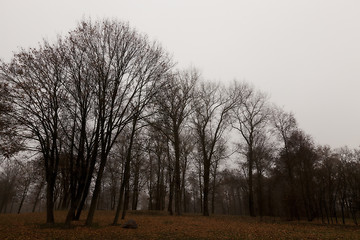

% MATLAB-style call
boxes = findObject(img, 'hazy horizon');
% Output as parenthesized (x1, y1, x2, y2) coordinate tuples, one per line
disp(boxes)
(1, 0, 359, 149)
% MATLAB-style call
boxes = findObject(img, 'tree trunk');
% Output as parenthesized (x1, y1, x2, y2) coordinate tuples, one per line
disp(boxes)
(341, 198, 345, 224)
(203, 157, 210, 216)
(132, 163, 140, 210)
(211, 162, 218, 215)
(73, 119, 100, 221)
(257, 173, 263, 218)
(121, 183, 130, 219)
(155, 158, 162, 210)
(161, 169, 166, 210)
(85, 150, 107, 226)
(17, 184, 29, 214)
(46, 176, 55, 224)
(168, 174, 174, 215)
(173, 127, 181, 216)
(74, 152, 98, 220)
(32, 181, 44, 213)
(113, 161, 128, 224)
(113, 115, 137, 224)
(248, 149, 255, 217)
(211, 172, 216, 214)
(132, 184, 139, 211)
(181, 158, 187, 213)
(198, 164, 203, 213)
(132, 189, 139, 210)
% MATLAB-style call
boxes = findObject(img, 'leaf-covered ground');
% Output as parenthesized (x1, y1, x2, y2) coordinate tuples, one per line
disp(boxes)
(0, 211, 359, 240)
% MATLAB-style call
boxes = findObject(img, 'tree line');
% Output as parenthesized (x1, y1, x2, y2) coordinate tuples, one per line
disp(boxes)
(0, 19, 359, 226)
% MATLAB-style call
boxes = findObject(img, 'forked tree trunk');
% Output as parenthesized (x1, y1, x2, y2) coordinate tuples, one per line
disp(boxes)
(85, 150, 107, 226)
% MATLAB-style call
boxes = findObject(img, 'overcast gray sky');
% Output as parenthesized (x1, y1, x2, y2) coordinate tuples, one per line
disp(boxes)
(1, 0, 359, 149)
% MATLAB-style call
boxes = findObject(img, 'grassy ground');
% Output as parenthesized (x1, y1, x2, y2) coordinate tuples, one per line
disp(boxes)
(0, 210, 359, 240)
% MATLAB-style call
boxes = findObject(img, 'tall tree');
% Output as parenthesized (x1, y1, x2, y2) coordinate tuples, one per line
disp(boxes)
(285, 130, 318, 221)
(210, 138, 227, 214)
(62, 27, 101, 224)
(144, 126, 168, 211)
(151, 69, 198, 215)
(252, 133, 274, 218)
(232, 82, 269, 217)
(1, 41, 68, 223)
(71, 20, 172, 226)
(192, 81, 239, 216)
(271, 107, 299, 220)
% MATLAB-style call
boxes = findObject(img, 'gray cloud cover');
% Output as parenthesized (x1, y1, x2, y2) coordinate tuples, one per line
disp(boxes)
(1, 0, 359, 148)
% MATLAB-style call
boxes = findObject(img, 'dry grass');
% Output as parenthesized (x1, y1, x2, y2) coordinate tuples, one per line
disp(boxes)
(0, 211, 359, 239)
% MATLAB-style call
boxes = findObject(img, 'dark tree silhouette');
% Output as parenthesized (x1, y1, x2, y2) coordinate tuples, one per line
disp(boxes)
(232, 82, 269, 217)
(193, 81, 239, 216)
(2, 41, 68, 223)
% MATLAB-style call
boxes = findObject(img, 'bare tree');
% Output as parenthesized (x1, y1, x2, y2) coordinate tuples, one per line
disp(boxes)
(180, 130, 195, 213)
(150, 69, 198, 215)
(316, 145, 339, 224)
(271, 107, 299, 220)
(210, 138, 227, 214)
(70, 20, 172, 226)
(250, 132, 274, 218)
(232, 82, 269, 217)
(60, 27, 101, 224)
(287, 130, 318, 221)
(192, 81, 239, 216)
(143, 125, 169, 211)
(336, 147, 359, 225)
(1, 41, 68, 223)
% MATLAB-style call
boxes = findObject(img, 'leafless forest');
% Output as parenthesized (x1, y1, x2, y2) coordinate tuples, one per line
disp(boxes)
(0, 19, 359, 227)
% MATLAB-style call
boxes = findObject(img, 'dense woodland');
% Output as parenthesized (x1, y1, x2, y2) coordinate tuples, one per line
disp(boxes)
(0, 19, 359, 226)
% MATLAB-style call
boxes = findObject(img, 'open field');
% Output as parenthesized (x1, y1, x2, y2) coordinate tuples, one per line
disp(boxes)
(0, 211, 359, 240)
